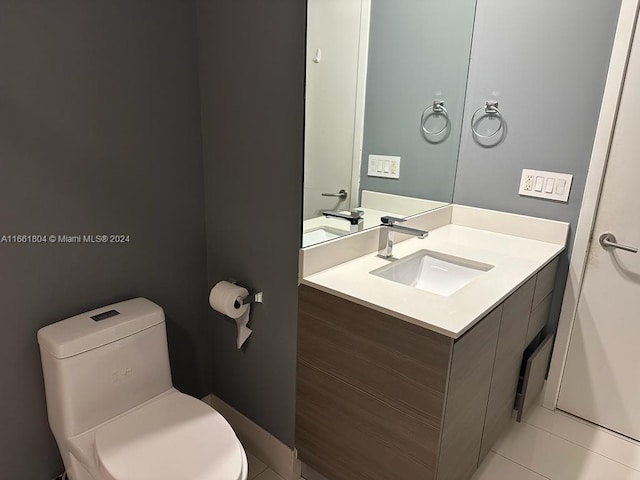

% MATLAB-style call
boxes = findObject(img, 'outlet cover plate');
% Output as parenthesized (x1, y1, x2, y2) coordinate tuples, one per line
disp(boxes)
(519, 168, 573, 202)
(368, 154, 400, 179)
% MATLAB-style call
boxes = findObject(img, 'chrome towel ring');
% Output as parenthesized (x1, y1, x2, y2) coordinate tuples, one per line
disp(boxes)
(421, 100, 450, 137)
(471, 101, 503, 138)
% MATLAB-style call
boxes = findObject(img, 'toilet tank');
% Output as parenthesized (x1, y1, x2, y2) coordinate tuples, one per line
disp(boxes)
(38, 298, 173, 439)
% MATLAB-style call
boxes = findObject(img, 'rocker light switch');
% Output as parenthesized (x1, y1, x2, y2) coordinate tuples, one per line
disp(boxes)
(519, 169, 573, 202)
(368, 155, 401, 179)
(534, 176, 544, 192)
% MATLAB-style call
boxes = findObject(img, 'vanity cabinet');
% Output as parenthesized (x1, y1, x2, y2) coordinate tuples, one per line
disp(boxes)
(476, 277, 535, 463)
(435, 305, 501, 480)
(296, 258, 558, 480)
(296, 285, 451, 479)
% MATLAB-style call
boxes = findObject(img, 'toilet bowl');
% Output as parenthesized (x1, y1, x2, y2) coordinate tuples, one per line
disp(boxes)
(38, 298, 248, 480)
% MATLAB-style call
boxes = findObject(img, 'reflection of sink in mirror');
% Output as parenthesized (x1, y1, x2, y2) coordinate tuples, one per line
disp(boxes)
(370, 249, 494, 296)
(302, 226, 349, 247)
(303, 0, 476, 242)
(301, 191, 448, 248)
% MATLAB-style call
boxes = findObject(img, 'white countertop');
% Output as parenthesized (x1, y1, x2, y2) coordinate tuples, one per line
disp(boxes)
(301, 222, 565, 339)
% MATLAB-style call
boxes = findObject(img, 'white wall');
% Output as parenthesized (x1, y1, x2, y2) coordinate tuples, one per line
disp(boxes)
(304, 0, 366, 219)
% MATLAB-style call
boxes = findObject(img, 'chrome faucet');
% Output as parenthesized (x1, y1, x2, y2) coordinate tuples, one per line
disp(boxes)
(322, 210, 365, 233)
(378, 216, 428, 258)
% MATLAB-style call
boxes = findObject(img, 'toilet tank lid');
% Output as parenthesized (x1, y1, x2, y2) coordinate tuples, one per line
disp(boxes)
(37, 298, 165, 359)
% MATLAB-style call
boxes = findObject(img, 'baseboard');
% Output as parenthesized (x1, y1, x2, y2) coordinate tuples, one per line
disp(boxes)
(201, 394, 301, 480)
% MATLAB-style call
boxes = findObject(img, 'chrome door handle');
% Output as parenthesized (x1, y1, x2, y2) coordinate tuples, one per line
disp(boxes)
(599, 233, 638, 253)
(321, 189, 348, 201)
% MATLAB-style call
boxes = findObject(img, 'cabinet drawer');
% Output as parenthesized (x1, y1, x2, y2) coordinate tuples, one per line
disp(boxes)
(296, 285, 451, 480)
(516, 334, 555, 421)
(298, 286, 450, 425)
(499, 277, 536, 359)
(532, 257, 558, 308)
(297, 361, 437, 480)
(526, 293, 552, 345)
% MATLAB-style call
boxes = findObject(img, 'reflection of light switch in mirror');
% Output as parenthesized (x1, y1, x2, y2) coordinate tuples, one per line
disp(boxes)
(368, 154, 400, 179)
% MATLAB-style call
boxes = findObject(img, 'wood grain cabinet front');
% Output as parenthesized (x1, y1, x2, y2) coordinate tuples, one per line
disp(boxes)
(296, 257, 559, 480)
(478, 277, 535, 463)
(296, 285, 451, 480)
(436, 306, 501, 480)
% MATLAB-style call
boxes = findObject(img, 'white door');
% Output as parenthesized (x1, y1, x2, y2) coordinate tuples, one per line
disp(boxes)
(557, 18, 640, 441)
(303, 0, 366, 219)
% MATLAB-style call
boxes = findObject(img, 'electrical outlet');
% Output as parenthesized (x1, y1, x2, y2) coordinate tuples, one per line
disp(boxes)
(519, 169, 573, 202)
(524, 174, 534, 191)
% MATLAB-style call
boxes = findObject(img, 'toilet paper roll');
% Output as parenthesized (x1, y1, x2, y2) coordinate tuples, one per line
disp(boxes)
(209, 281, 252, 349)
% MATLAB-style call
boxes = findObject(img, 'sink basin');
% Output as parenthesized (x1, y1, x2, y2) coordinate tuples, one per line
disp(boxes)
(302, 226, 349, 247)
(370, 249, 494, 296)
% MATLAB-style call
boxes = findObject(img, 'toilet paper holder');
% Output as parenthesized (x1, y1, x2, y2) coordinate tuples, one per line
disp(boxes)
(236, 291, 263, 307)
(228, 279, 263, 308)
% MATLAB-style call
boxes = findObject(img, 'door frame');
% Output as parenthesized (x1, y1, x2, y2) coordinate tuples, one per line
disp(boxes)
(349, 0, 371, 209)
(544, 0, 640, 410)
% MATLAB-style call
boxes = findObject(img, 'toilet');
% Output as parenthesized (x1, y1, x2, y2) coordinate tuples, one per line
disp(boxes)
(37, 297, 248, 480)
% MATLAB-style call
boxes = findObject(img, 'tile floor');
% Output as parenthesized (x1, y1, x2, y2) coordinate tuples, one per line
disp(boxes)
(473, 393, 640, 480)
(247, 393, 640, 480)
(247, 452, 281, 480)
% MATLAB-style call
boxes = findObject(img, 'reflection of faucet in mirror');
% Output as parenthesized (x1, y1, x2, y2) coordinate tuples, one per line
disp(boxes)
(302, 0, 476, 247)
(322, 210, 364, 233)
(378, 216, 428, 259)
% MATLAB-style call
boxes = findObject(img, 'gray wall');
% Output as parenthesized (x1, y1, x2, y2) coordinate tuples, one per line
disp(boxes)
(197, 0, 305, 447)
(454, 0, 622, 330)
(0, 1, 208, 478)
(359, 0, 476, 202)
(0, 2, 621, 477)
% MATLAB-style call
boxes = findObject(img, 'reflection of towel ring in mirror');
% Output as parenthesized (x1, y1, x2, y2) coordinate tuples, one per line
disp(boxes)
(471, 101, 503, 138)
(421, 100, 450, 137)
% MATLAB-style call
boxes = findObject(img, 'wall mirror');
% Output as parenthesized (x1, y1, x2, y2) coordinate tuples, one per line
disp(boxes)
(302, 0, 477, 247)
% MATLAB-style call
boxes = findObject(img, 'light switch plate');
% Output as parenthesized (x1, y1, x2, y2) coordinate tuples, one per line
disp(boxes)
(519, 169, 573, 202)
(368, 154, 401, 179)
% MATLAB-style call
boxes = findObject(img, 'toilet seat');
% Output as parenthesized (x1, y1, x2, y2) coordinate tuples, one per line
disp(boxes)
(95, 391, 245, 480)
